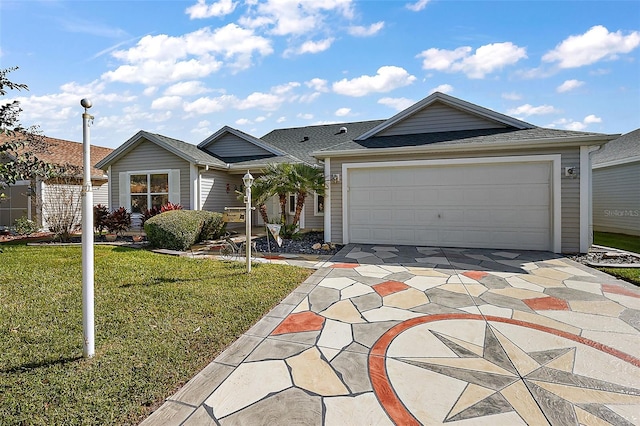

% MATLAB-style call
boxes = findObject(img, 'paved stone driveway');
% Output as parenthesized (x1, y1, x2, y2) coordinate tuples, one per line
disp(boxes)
(142, 245, 640, 425)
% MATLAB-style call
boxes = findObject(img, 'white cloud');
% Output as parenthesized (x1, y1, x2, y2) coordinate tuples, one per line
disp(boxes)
(556, 79, 585, 93)
(151, 96, 183, 110)
(255, 116, 267, 122)
(143, 87, 158, 96)
(502, 92, 522, 100)
(235, 118, 252, 125)
(285, 38, 334, 56)
(549, 115, 601, 131)
(276, 116, 286, 123)
(186, 0, 237, 19)
(348, 21, 384, 37)
(297, 113, 314, 119)
(377, 97, 415, 111)
(332, 66, 417, 97)
(335, 107, 351, 116)
(584, 114, 602, 124)
(236, 92, 283, 110)
(305, 78, 329, 92)
(271, 82, 301, 95)
(543, 25, 640, 68)
(240, 0, 354, 36)
(417, 42, 527, 79)
(429, 83, 453, 94)
(507, 104, 560, 116)
(103, 24, 273, 85)
(183, 94, 238, 113)
(164, 81, 211, 96)
(299, 92, 322, 103)
(406, 0, 430, 12)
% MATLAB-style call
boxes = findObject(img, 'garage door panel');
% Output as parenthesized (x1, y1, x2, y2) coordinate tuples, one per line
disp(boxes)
(347, 162, 552, 250)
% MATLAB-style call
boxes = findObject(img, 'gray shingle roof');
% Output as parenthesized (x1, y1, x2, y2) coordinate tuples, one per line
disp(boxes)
(259, 120, 385, 164)
(147, 132, 227, 167)
(592, 128, 640, 165)
(315, 127, 613, 154)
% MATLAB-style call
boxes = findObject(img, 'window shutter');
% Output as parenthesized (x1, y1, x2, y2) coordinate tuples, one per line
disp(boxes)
(169, 170, 180, 204)
(118, 172, 128, 209)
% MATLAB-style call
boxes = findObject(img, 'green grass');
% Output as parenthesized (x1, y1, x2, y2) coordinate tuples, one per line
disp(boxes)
(593, 231, 640, 286)
(0, 245, 312, 425)
(594, 231, 640, 254)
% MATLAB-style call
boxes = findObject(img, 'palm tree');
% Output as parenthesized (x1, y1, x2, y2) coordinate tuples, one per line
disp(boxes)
(255, 163, 297, 225)
(248, 177, 270, 224)
(290, 163, 324, 228)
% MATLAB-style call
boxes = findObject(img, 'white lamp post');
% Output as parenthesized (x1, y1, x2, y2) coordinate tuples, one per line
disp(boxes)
(243, 170, 254, 273)
(80, 98, 95, 358)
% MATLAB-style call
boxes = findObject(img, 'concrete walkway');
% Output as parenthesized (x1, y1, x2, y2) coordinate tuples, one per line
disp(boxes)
(142, 245, 640, 425)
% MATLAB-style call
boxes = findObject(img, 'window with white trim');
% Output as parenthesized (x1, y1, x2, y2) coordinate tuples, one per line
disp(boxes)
(130, 173, 169, 213)
(288, 193, 296, 215)
(314, 192, 324, 216)
(118, 169, 180, 213)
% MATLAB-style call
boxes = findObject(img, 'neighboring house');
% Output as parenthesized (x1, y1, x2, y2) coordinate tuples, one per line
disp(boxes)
(592, 129, 640, 236)
(97, 92, 618, 253)
(0, 135, 113, 230)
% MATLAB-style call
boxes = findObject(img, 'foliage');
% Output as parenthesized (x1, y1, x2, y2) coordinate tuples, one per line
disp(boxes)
(160, 202, 182, 212)
(43, 177, 83, 242)
(13, 216, 38, 235)
(105, 207, 131, 235)
(0, 67, 56, 189)
(144, 210, 222, 250)
(254, 163, 297, 225)
(199, 211, 226, 241)
(254, 162, 325, 230)
(0, 244, 312, 425)
(279, 223, 301, 240)
(93, 204, 109, 234)
(141, 206, 161, 225)
(289, 163, 324, 228)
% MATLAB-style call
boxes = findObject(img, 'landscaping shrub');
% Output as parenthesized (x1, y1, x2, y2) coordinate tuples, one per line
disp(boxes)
(14, 216, 39, 235)
(105, 207, 132, 235)
(93, 204, 109, 234)
(144, 210, 224, 250)
(199, 211, 226, 240)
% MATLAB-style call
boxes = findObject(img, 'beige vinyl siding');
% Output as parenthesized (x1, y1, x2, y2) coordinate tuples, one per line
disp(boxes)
(109, 140, 191, 209)
(303, 192, 324, 230)
(202, 133, 272, 158)
(329, 147, 581, 253)
(378, 103, 507, 137)
(93, 181, 109, 207)
(200, 170, 244, 213)
(593, 162, 640, 236)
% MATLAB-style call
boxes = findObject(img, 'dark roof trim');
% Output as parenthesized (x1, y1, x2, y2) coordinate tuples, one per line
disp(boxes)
(354, 92, 536, 141)
(95, 131, 225, 170)
(197, 125, 286, 156)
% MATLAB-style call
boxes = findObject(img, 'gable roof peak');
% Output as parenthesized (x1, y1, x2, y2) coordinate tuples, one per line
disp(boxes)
(197, 125, 285, 156)
(354, 92, 536, 141)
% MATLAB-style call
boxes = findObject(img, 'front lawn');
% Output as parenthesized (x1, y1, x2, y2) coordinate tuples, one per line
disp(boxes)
(592, 231, 640, 286)
(0, 245, 312, 425)
(594, 231, 640, 254)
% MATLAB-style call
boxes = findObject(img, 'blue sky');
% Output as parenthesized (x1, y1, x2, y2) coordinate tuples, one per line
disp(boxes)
(1, 0, 639, 149)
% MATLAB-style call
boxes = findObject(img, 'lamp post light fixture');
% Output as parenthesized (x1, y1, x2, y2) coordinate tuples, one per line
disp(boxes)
(80, 98, 95, 358)
(243, 170, 254, 273)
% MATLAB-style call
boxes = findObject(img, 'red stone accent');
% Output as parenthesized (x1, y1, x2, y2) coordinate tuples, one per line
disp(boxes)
(262, 255, 284, 260)
(602, 283, 640, 299)
(524, 296, 570, 311)
(373, 281, 410, 297)
(271, 311, 325, 335)
(331, 263, 358, 268)
(369, 313, 640, 425)
(462, 271, 489, 281)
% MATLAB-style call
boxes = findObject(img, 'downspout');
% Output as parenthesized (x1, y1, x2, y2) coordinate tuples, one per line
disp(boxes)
(324, 158, 331, 243)
(580, 145, 603, 253)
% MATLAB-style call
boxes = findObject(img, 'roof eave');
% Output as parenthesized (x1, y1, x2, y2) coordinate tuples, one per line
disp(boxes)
(313, 134, 620, 159)
(353, 92, 536, 141)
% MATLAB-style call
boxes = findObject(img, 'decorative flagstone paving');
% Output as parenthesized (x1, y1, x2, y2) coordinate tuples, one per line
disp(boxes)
(141, 245, 640, 426)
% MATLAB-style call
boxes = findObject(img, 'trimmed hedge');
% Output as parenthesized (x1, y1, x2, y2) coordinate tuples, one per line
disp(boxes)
(144, 210, 225, 251)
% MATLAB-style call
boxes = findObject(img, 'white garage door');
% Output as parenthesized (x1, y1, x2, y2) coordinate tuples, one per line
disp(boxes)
(347, 161, 551, 250)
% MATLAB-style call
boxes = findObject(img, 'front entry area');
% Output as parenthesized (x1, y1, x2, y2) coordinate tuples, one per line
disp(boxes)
(345, 159, 554, 251)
